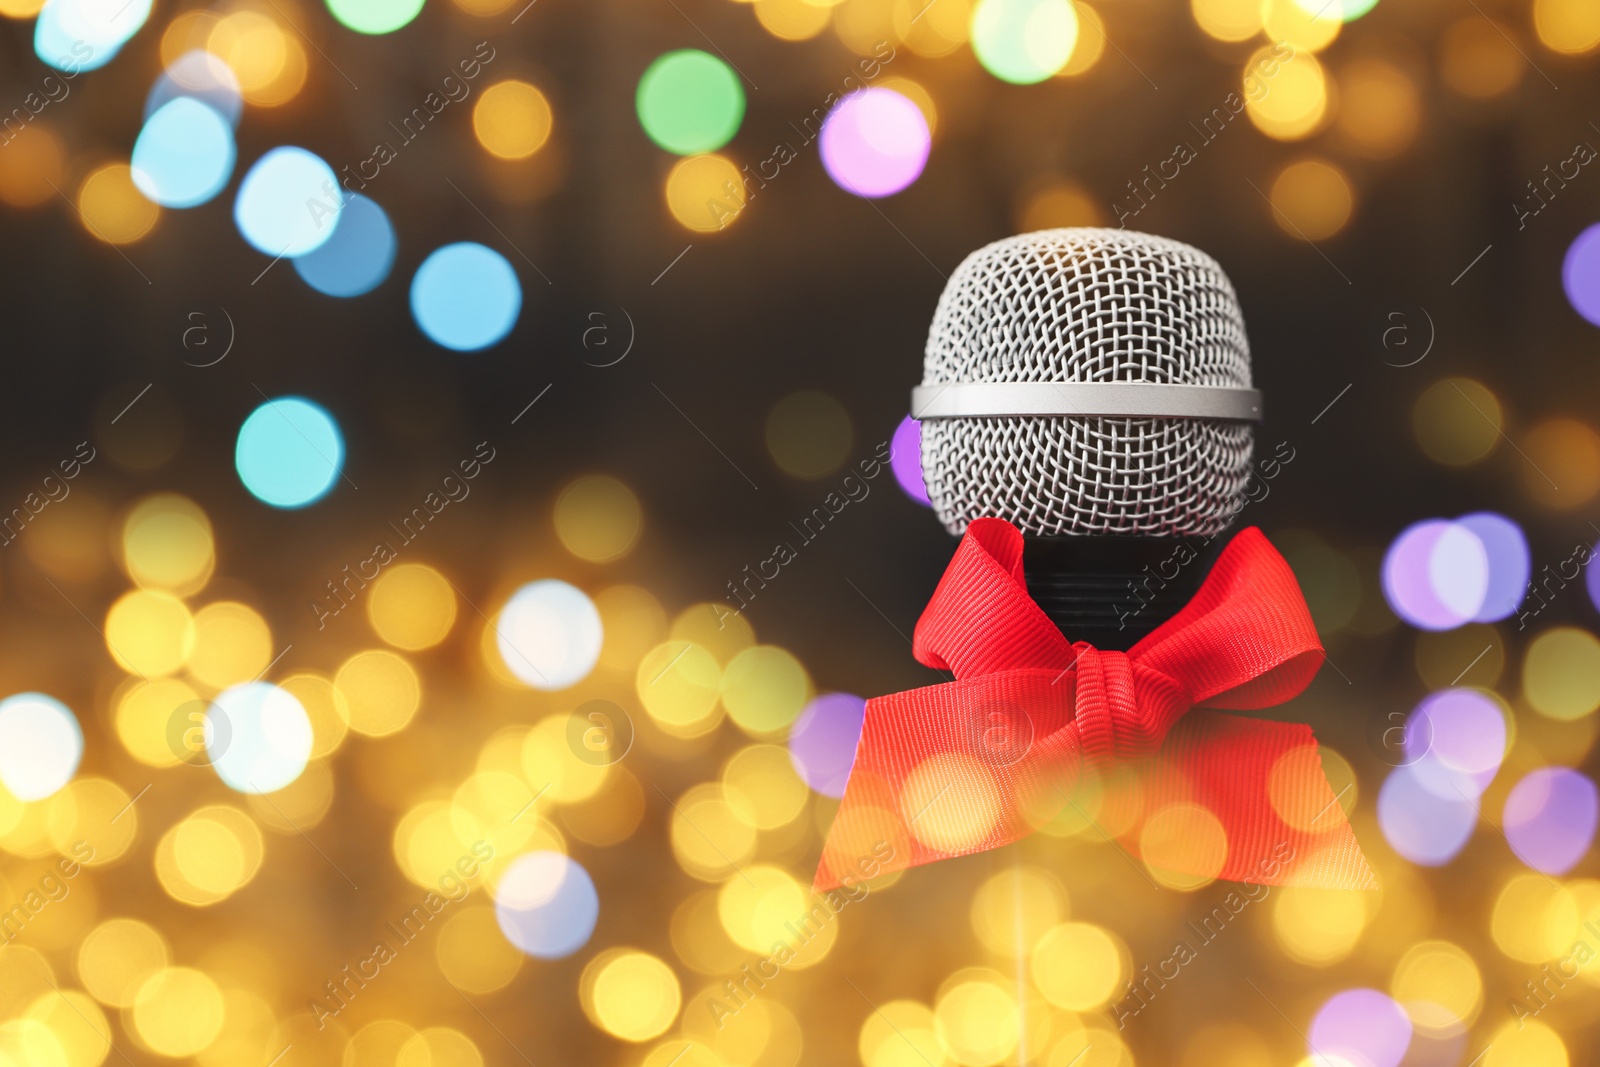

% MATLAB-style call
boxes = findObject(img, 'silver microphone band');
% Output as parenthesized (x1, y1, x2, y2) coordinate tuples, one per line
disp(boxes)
(910, 382, 1264, 421)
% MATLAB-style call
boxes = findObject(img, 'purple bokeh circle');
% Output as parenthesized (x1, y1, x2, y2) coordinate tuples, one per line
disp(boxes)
(1562, 223, 1600, 327)
(1309, 988, 1413, 1067)
(1403, 688, 1506, 800)
(788, 692, 867, 798)
(1382, 520, 1489, 631)
(819, 88, 931, 199)
(1454, 512, 1528, 623)
(1504, 767, 1599, 875)
(890, 415, 931, 507)
(1378, 764, 1478, 866)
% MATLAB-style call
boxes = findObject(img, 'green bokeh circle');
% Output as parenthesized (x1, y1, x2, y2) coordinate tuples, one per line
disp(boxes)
(971, 0, 1079, 85)
(636, 49, 745, 156)
(325, 0, 425, 36)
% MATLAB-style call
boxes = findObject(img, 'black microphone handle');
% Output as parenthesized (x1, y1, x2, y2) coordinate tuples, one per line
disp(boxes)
(1022, 535, 1225, 652)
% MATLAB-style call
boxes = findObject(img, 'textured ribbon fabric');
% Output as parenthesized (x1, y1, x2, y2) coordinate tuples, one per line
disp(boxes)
(815, 518, 1375, 892)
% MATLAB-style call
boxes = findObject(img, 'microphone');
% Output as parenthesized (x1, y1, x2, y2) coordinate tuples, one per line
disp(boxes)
(912, 228, 1263, 651)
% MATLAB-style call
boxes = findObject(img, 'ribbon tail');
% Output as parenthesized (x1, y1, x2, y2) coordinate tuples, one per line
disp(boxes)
(1123, 711, 1377, 890)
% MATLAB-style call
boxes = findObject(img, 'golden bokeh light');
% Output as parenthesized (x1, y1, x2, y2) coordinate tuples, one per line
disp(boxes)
(554, 475, 643, 563)
(721, 645, 811, 737)
(1017, 178, 1104, 231)
(119, 493, 214, 595)
(1061, 2, 1105, 76)
(934, 977, 1020, 1065)
(397, 1027, 482, 1067)
(187, 602, 272, 690)
(0, 125, 64, 207)
(765, 390, 854, 480)
(1336, 58, 1420, 158)
(1412, 378, 1502, 466)
(670, 602, 754, 665)
(670, 784, 758, 880)
(1272, 886, 1370, 965)
(1031, 922, 1123, 1010)
(46, 778, 136, 865)
(595, 585, 668, 673)
(279, 672, 350, 758)
(367, 563, 458, 651)
(969, 866, 1066, 957)
(637, 640, 724, 737)
(666, 154, 746, 233)
(129, 967, 225, 1057)
(1268, 158, 1353, 241)
(78, 919, 171, 1009)
(1244, 47, 1327, 141)
(114, 678, 200, 768)
(893, 0, 968, 56)
(1261, 0, 1339, 51)
(1491, 874, 1578, 963)
(154, 806, 265, 907)
(1191, 0, 1257, 41)
(105, 590, 195, 678)
(1520, 417, 1600, 509)
(25, 989, 111, 1067)
(77, 164, 159, 245)
(1482, 1019, 1569, 1067)
(900, 752, 999, 853)
(207, 10, 308, 107)
(860, 999, 943, 1067)
(583, 949, 682, 1042)
(473, 80, 554, 160)
(722, 744, 809, 829)
(1391, 939, 1482, 1033)
(335, 649, 422, 737)
(754, 0, 831, 40)
(1138, 802, 1228, 889)
(1441, 17, 1525, 98)
(1523, 627, 1600, 720)
(1534, 0, 1600, 54)
(435, 906, 524, 994)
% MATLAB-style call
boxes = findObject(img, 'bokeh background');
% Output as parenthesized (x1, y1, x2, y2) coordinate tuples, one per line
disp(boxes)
(1, 0, 1599, 1065)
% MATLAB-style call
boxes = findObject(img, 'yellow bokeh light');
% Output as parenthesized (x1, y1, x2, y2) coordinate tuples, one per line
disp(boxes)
(77, 163, 159, 245)
(246, 758, 335, 833)
(1534, 0, 1600, 55)
(162, 10, 220, 67)
(1482, 1019, 1568, 1067)
(900, 752, 1000, 853)
(0, 123, 64, 207)
(638, 641, 724, 736)
(722, 744, 809, 829)
(860, 999, 944, 1067)
(671, 602, 754, 665)
(0, 0, 44, 18)
(670, 784, 758, 881)
(120, 493, 214, 595)
(26, 989, 110, 1067)
(554, 475, 643, 563)
(1061, 3, 1105, 75)
(520, 713, 610, 805)
(1492, 874, 1579, 963)
(754, 0, 831, 40)
(207, 11, 307, 107)
(130, 967, 225, 1057)
(1139, 803, 1228, 889)
(1244, 47, 1326, 141)
(1272, 886, 1369, 965)
(893, 0, 968, 57)
(666, 154, 746, 233)
(187, 602, 272, 690)
(46, 778, 136, 864)
(1391, 940, 1482, 1033)
(934, 979, 1019, 1066)
(1441, 17, 1525, 99)
(105, 590, 194, 678)
(473, 80, 554, 160)
(346, 1021, 419, 1067)
(154, 806, 264, 907)
(1260, 0, 1339, 52)
(368, 563, 457, 651)
(335, 649, 422, 737)
(279, 672, 350, 758)
(833, 0, 896, 55)
(765, 390, 853, 480)
(1017, 179, 1104, 231)
(721, 645, 811, 737)
(397, 1027, 482, 1067)
(1031, 922, 1123, 1010)
(595, 585, 667, 673)
(1191, 0, 1259, 41)
(585, 950, 682, 1042)
(969, 866, 1066, 957)
(78, 919, 170, 1009)
(1412, 378, 1501, 466)
(1520, 418, 1600, 509)
(716, 865, 810, 955)
(435, 906, 524, 994)
(1523, 627, 1600, 720)
(1336, 58, 1420, 159)
(1268, 158, 1353, 241)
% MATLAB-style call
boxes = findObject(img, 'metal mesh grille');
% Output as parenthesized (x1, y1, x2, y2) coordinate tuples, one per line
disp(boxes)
(921, 228, 1255, 537)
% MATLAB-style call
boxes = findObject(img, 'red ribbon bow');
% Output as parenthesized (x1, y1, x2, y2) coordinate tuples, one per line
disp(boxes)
(815, 518, 1375, 892)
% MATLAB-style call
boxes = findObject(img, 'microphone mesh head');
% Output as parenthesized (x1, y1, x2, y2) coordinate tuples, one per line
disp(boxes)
(920, 228, 1255, 538)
